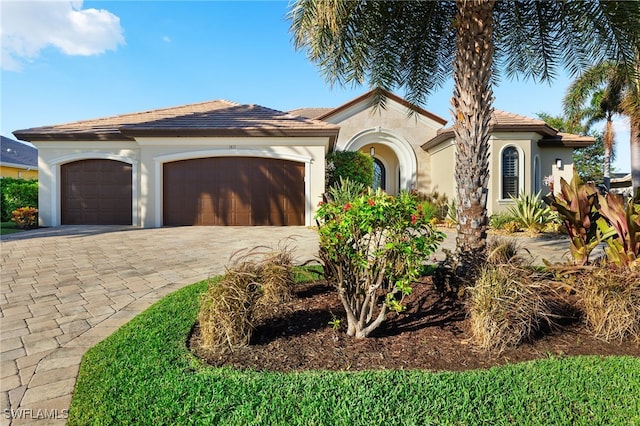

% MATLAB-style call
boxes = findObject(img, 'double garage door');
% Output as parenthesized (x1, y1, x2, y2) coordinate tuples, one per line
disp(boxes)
(60, 157, 305, 226)
(163, 157, 305, 226)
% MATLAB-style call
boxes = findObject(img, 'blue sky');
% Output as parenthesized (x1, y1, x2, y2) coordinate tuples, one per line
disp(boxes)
(1, 0, 631, 172)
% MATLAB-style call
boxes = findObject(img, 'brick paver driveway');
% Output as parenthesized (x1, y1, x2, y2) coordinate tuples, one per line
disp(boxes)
(1, 225, 573, 425)
(1, 226, 320, 425)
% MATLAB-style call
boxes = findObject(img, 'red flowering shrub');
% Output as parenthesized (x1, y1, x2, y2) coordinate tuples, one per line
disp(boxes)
(316, 186, 444, 338)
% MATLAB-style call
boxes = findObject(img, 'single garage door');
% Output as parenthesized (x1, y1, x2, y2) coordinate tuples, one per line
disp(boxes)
(163, 157, 305, 226)
(61, 159, 133, 225)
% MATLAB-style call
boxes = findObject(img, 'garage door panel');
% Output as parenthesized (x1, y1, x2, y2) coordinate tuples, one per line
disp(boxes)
(163, 157, 304, 226)
(61, 159, 133, 225)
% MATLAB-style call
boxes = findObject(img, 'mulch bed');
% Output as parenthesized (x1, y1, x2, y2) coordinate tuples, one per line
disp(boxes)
(189, 278, 639, 372)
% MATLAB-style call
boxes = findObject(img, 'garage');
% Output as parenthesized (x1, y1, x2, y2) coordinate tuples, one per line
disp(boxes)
(61, 159, 133, 225)
(163, 157, 305, 226)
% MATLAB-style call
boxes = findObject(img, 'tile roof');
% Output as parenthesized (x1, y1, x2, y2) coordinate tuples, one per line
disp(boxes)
(14, 100, 340, 142)
(1, 136, 38, 168)
(422, 110, 594, 150)
(288, 108, 335, 120)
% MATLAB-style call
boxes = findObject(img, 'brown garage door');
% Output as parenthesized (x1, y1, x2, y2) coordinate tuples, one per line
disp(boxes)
(163, 157, 304, 226)
(61, 159, 132, 225)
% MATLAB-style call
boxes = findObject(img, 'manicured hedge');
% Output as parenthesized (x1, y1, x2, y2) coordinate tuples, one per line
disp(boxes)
(0, 178, 37, 222)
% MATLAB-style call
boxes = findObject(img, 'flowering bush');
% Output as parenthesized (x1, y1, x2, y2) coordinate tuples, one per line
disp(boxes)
(316, 186, 445, 338)
(11, 207, 38, 229)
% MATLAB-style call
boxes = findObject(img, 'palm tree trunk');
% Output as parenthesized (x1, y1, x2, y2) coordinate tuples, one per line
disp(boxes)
(631, 116, 640, 197)
(452, 0, 495, 271)
(603, 118, 614, 191)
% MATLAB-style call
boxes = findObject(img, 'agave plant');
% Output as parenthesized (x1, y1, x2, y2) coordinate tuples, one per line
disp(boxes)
(507, 192, 551, 234)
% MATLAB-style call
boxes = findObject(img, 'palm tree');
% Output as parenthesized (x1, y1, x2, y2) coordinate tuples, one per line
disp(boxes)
(563, 63, 628, 191)
(290, 0, 640, 273)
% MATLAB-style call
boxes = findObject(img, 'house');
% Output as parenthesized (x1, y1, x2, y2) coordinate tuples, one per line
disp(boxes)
(0, 136, 38, 179)
(13, 90, 593, 227)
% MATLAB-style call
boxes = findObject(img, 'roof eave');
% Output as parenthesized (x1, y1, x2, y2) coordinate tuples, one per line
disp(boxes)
(537, 138, 595, 148)
(13, 131, 134, 142)
(421, 124, 562, 151)
(119, 127, 340, 139)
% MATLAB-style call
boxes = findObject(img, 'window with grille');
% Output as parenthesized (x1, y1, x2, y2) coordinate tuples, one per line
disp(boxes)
(502, 147, 519, 199)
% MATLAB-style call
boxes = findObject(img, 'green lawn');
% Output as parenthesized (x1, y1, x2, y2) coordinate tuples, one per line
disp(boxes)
(69, 273, 640, 425)
(0, 221, 23, 235)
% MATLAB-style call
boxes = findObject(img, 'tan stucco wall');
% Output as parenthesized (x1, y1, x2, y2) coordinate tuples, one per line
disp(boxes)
(32, 137, 328, 228)
(424, 133, 578, 217)
(328, 99, 443, 194)
(428, 140, 456, 197)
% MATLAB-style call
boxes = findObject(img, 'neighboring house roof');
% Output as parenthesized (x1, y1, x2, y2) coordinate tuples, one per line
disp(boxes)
(13, 100, 340, 143)
(1, 136, 38, 169)
(611, 173, 632, 188)
(421, 110, 594, 150)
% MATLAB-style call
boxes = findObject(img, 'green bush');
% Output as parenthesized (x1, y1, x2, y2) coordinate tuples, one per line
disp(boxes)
(326, 151, 374, 190)
(1, 178, 38, 222)
(489, 212, 516, 230)
(414, 191, 449, 220)
(316, 186, 444, 338)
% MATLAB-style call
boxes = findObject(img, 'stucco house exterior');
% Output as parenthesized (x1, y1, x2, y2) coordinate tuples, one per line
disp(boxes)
(14, 90, 593, 228)
(0, 136, 38, 179)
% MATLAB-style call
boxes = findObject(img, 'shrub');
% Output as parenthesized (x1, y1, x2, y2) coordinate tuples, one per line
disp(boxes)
(545, 173, 640, 267)
(575, 266, 640, 341)
(596, 193, 640, 269)
(11, 207, 38, 229)
(418, 201, 439, 222)
(415, 191, 449, 220)
(198, 246, 295, 353)
(486, 238, 525, 265)
(1, 178, 38, 222)
(445, 198, 458, 227)
(468, 264, 563, 353)
(316, 186, 444, 338)
(326, 151, 374, 190)
(507, 192, 551, 234)
(489, 213, 520, 234)
(544, 174, 603, 265)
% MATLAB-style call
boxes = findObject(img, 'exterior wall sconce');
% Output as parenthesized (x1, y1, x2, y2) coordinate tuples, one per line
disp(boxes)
(555, 158, 562, 169)
(370, 146, 375, 157)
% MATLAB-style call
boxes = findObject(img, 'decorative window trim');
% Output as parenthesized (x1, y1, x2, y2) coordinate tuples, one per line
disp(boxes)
(499, 145, 525, 201)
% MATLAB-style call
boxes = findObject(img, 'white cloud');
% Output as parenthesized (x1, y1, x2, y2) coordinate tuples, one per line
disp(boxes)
(162, 36, 171, 43)
(1, 0, 125, 71)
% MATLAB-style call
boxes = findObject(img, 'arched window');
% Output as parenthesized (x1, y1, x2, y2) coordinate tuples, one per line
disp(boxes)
(373, 158, 386, 191)
(502, 147, 519, 199)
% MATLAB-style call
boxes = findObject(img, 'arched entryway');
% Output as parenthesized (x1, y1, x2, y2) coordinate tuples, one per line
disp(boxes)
(343, 128, 417, 195)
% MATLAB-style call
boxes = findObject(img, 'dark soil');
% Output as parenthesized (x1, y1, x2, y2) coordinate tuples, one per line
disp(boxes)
(189, 278, 639, 372)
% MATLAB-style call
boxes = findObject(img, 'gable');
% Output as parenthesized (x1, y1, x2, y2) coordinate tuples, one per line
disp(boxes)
(318, 89, 447, 131)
